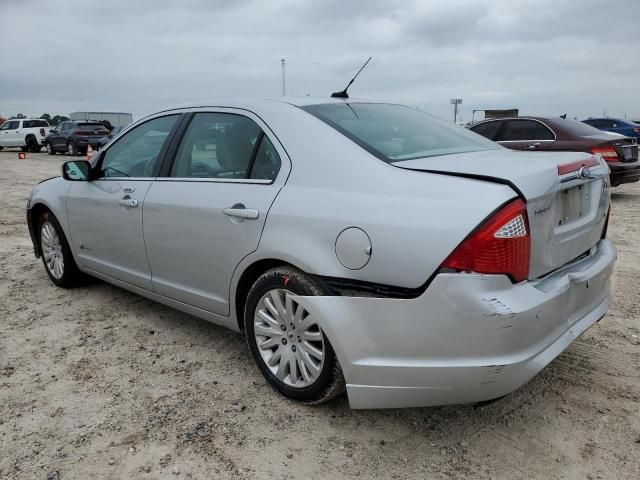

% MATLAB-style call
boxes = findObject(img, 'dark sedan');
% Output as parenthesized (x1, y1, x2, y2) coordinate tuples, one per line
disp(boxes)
(45, 121, 110, 156)
(469, 116, 640, 186)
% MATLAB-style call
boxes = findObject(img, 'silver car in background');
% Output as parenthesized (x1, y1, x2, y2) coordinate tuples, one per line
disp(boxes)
(26, 98, 615, 409)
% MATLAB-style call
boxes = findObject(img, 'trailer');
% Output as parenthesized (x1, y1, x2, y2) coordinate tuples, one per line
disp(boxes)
(69, 111, 133, 128)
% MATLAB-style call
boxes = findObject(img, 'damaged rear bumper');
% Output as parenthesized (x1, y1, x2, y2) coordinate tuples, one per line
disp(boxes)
(295, 239, 616, 409)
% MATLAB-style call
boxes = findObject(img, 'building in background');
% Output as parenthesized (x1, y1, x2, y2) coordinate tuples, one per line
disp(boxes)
(69, 111, 133, 128)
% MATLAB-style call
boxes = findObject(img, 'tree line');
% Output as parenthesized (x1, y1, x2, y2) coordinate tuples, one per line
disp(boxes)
(3, 113, 70, 126)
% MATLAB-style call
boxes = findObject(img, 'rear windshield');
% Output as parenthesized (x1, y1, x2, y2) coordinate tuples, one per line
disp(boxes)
(556, 118, 608, 137)
(302, 103, 499, 163)
(23, 120, 49, 128)
(77, 123, 108, 130)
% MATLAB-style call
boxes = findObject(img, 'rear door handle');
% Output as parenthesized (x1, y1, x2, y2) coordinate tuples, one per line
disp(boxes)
(526, 142, 540, 149)
(118, 197, 138, 208)
(223, 207, 259, 220)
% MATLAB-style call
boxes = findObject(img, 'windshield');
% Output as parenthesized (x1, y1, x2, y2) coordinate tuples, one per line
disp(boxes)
(302, 103, 500, 163)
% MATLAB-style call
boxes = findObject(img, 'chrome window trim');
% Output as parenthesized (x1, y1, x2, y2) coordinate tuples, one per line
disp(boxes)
(498, 139, 555, 144)
(155, 177, 273, 185)
(91, 177, 155, 182)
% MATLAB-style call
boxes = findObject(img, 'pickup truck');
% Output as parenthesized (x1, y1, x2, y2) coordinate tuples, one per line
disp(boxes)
(0, 119, 52, 152)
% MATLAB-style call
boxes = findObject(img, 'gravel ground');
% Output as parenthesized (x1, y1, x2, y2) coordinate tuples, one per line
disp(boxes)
(1, 150, 639, 480)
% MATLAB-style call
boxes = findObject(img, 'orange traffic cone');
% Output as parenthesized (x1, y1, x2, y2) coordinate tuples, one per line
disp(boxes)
(18, 152, 26, 160)
(86, 144, 94, 160)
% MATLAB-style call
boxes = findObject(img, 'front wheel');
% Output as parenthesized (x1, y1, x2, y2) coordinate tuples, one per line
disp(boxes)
(46, 142, 56, 155)
(67, 141, 78, 156)
(38, 211, 84, 288)
(245, 267, 345, 404)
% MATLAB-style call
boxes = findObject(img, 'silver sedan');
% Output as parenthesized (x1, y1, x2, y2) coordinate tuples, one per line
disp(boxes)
(26, 99, 615, 408)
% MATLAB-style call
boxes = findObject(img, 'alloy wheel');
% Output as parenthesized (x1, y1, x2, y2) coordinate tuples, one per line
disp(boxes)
(41, 221, 64, 279)
(253, 288, 325, 388)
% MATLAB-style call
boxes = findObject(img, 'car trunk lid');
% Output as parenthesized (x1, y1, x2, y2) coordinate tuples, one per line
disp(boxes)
(394, 149, 610, 279)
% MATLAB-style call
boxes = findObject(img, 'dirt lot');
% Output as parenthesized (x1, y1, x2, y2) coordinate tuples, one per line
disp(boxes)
(0, 150, 638, 480)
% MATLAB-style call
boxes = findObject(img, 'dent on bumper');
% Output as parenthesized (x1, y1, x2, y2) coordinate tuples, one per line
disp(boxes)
(295, 239, 616, 409)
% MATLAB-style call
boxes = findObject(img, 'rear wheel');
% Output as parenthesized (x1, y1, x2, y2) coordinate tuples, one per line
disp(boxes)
(38, 211, 84, 288)
(27, 136, 41, 153)
(67, 141, 78, 156)
(245, 267, 345, 404)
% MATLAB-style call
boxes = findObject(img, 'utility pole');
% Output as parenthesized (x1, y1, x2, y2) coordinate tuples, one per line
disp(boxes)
(450, 98, 463, 123)
(281, 58, 286, 97)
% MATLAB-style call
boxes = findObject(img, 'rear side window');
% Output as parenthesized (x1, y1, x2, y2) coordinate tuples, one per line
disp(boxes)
(302, 103, 499, 163)
(171, 112, 280, 181)
(23, 120, 49, 128)
(470, 121, 502, 140)
(498, 120, 554, 141)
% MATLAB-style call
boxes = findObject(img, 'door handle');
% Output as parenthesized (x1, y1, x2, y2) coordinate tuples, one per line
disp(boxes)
(223, 207, 259, 220)
(526, 142, 540, 149)
(118, 197, 138, 208)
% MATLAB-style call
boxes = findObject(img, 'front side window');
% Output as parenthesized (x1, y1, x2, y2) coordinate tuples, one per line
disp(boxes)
(99, 115, 179, 178)
(171, 112, 280, 181)
(302, 103, 499, 163)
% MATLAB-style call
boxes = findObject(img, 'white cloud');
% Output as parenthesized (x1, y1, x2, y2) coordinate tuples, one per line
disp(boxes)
(0, 0, 638, 121)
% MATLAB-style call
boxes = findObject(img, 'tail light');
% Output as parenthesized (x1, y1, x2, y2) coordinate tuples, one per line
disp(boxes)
(441, 198, 530, 282)
(633, 128, 640, 133)
(39, 128, 45, 137)
(589, 146, 620, 162)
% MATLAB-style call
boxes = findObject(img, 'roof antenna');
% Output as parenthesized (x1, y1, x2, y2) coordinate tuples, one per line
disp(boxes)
(331, 56, 372, 99)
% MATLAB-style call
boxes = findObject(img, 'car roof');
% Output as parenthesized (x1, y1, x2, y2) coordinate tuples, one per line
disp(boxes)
(154, 96, 388, 113)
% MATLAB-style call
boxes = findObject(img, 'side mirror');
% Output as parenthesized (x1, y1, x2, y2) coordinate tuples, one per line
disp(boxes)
(62, 160, 91, 181)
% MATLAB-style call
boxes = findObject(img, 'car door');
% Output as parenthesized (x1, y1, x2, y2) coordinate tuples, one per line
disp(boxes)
(65, 113, 182, 289)
(48, 123, 62, 149)
(0, 120, 13, 146)
(1, 120, 21, 146)
(495, 119, 554, 151)
(143, 110, 289, 315)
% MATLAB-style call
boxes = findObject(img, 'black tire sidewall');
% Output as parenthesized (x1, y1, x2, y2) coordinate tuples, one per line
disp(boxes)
(67, 142, 77, 156)
(245, 267, 339, 402)
(38, 212, 79, 287)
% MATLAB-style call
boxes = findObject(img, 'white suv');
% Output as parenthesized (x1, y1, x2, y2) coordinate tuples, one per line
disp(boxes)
(0, 119, 52, 152)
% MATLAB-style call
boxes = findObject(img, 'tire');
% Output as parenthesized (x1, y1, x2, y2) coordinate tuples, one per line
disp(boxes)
(37, 211, 84, 288)
(244, 266, 345, 404)
(46, 142, 56, 155)
(20, 146, 28, 152)
(26, 136, 41, 153)
(67, 141, 78, 156)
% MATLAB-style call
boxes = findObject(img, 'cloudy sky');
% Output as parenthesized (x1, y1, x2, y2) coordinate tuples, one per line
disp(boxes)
(1, 0, 638, 122)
